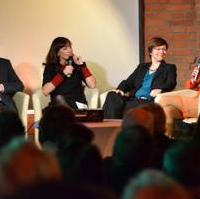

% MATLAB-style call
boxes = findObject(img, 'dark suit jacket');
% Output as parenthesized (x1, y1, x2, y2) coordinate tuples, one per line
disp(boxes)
(0, 58, 24, 112)
(117, 61, 177, 97)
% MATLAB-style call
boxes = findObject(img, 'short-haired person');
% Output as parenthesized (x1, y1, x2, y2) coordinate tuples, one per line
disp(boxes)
(42, 37, 96, 109)
(0, 58, 24, 112)
(103, 37, 177, 119)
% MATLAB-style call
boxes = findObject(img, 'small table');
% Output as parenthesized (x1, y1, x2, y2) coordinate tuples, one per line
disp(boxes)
(83, 119, 122, 157)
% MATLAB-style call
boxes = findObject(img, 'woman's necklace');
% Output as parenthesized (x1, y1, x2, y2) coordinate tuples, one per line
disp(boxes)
(149, 63, 160, 71)
(149, 64, 159, 74)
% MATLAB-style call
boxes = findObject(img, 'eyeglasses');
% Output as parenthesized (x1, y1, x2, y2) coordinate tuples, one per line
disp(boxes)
(153, 47, 167, 51)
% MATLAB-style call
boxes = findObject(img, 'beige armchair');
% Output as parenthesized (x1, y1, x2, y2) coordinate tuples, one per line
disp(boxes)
(32, 87, 99, 124)
(155, 89, 200, 136)
(100, 90, 110, 108)
(32, 87, 99, 145)
(13, 91, 30, 131)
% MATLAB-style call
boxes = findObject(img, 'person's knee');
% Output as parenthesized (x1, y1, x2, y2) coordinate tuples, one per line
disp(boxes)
(105, 91, 124, 105)
(103, 91, 126, 119)
(163, 105, 183, 123)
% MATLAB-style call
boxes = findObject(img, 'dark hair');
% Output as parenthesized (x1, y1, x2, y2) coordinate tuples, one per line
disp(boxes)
(58, 143, 104, 185)
(113, 125, 153, 168)
(39, 105, 76, 143)
(148, 37, 168, 57)
(163, 140, 200, 187)
(46, 37, 72, 65)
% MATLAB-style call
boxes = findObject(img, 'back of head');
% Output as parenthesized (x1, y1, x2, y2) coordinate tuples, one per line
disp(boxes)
(55, 122, 103, 184)
(163, 140, 200, 187)
(132, 185, 190, 199)
(0, 137, 61, 196)
(138, 103, 166, 136)
(122, 169, 190, 199)
(11, 181, 117, 199)
(113, 125, 153, 169)
(39, 105, 76, 143)
(58, 142, 104, 185)
(0, 111, 25, 148)
(57, 123, 94, 151)
(122, 108, 154, 135)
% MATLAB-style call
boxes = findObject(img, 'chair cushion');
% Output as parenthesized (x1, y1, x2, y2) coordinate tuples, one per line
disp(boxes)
(180, 94, 198, 118)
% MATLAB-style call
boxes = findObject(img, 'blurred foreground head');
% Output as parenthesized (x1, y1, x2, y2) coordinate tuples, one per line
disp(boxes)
(122, 169, 190, 199)
(0, 137, 61, 196)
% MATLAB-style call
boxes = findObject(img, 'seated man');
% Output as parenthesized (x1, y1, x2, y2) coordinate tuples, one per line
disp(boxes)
(0, 58, 24, 112)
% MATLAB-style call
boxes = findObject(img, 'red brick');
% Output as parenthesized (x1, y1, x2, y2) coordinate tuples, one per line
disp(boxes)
(145, 0, 169, 4)
(168, 0, 194, 4)
(166, 4, 193, 11)
(144, 0, 199, 87)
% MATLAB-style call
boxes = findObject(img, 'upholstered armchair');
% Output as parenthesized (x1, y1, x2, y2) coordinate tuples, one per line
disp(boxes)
(32, 87, 99, 124)
(100, 90, 111, 108)
(13, 91, 30, 131)
(155, 89, 200, 136)
(100, 89, 200, 137)
(32, 87, 99, 145)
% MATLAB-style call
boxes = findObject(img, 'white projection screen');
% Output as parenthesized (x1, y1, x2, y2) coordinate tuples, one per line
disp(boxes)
(0, 0, 142, 93)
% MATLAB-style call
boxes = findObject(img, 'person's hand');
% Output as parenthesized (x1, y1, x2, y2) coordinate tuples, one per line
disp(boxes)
(150, 89, 162, 97)
(112, 89, 125, 96)
(0, 84, 4, 93)
(73, 55, 84, 65)
(63, 65, 74, 77)
(191, 66, 200, 83)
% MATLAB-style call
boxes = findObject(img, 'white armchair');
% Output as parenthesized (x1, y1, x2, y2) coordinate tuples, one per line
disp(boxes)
(32, 89, 51, 124)
(85, 87, 99, 109)
(32, 87, 99, 124)
(13, 91, 30, 130)
(100, 90, 110, 108)
(32, 87, 99, 145)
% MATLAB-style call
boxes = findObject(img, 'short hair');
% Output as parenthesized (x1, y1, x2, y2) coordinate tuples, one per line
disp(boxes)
(148, 37, 168, 57)
(0, 137, 61, 196)
(163, 140, 200, 187)
(39, 105, 76, 143)
(122, 108, 154, 135)
(113, 125, 153, 168)
(122, 169, 189, 199)
(138, 103, 166, 136)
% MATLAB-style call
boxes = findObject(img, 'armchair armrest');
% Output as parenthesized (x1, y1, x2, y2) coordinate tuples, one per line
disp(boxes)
(155, 89, 198, 104)
(84, 87, 99, 109)
(100, 90, 110, 108)
(13, 92, 30, 130)
(32, 89, 51, 123)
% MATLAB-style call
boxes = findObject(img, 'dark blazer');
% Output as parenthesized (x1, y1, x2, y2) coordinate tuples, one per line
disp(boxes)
(0, 58, 24, 112)
(117, 61, 177, 97)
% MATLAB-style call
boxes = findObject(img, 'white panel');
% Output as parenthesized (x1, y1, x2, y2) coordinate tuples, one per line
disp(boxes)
(0, 0, 140, 92)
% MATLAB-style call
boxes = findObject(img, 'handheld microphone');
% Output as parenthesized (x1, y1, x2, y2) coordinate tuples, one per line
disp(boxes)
(65, 57, 73, 77)
(193, 58, 200, 81)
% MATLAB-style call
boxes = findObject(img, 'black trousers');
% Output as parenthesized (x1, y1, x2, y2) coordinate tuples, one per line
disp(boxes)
(0, 100, 17, 113)
(103, 91, 152, 119)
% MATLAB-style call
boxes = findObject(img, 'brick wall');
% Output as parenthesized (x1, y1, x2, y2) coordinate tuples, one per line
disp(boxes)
(144, 0, 200, 88)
